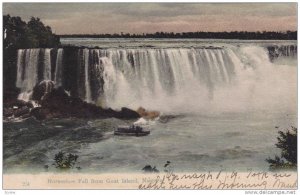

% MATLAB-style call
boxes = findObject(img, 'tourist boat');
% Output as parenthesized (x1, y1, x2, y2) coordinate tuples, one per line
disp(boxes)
(114, 125, 150, 136)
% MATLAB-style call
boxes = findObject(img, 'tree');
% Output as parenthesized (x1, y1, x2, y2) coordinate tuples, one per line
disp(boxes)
(53, 151, 79, 169)
(3, 15, 27, 49)
(266, 126, 297, 170)
(3, 15, 60, 49)
(27, 17, 60, 47)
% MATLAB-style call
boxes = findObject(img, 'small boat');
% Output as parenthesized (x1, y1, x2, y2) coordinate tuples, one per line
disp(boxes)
(114, 125, 150, 136)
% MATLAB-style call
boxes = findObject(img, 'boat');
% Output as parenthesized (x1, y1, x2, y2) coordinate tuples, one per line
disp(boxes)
(114, 125, 150, 136)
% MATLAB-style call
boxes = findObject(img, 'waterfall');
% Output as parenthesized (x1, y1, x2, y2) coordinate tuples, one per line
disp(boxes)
(267, 45, 297, 62)
(90, 48, 237, 109)
(54, 48, 63, 86)
(84, 49, 92, 103)
(16, 49, 39, 91)
(14, 45, 297, 113)
(16, 48, 61, 101)
(16, 49, 25, 89)
(101, 56, 118, 106)
(15, 49, 39, 101)
(43, 48, 52, 80)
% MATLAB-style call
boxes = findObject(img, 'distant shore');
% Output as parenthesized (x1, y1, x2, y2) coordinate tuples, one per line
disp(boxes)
(59, 31, 297, 40)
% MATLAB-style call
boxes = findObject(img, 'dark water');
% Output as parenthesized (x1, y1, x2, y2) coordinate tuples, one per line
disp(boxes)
(3, 112, 296, 173)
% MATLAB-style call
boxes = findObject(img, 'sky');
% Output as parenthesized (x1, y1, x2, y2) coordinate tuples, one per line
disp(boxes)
(3, 3, 297, 35)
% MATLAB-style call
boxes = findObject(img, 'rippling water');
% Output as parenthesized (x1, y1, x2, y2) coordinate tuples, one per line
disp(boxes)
(3, 111, 296, 173)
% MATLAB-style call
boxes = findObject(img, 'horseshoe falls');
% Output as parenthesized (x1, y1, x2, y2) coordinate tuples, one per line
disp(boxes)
(15, 44, 297, 114)
(5, 39, 297, 173)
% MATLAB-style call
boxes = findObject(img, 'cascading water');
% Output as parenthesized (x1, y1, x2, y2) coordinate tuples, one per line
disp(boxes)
(16, 49, 39, 91)
(16, 49, 39, 101)
(84, 48, 92, 103)
(54, 48, 63, 86)
(99, 48, 238, 110)
(15, 45, 297, 114)
(43, 48, 52, 80)
(16, 49, 25, 89)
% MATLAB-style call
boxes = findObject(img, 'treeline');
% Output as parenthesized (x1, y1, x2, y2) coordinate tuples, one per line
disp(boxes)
(60, 31, 297, 40)
(3, 14, 60, 49)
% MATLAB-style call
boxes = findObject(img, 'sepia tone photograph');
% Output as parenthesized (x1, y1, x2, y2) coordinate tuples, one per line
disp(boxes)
(2, 1, 298, 191)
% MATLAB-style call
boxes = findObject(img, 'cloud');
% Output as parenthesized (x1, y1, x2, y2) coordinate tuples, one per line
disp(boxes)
(3, 3, 297, 34)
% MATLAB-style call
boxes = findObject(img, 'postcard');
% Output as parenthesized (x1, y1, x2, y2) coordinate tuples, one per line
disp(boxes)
(2, 1, 298, 192)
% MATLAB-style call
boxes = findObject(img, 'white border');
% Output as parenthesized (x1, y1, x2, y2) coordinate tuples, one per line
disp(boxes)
(0, 1, 298, 195)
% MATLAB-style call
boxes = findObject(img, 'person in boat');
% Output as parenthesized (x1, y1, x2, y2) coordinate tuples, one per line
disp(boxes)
(127, 125, 140, 131)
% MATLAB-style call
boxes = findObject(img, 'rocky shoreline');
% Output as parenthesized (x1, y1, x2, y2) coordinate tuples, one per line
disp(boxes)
(4, 82, 141, 121)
